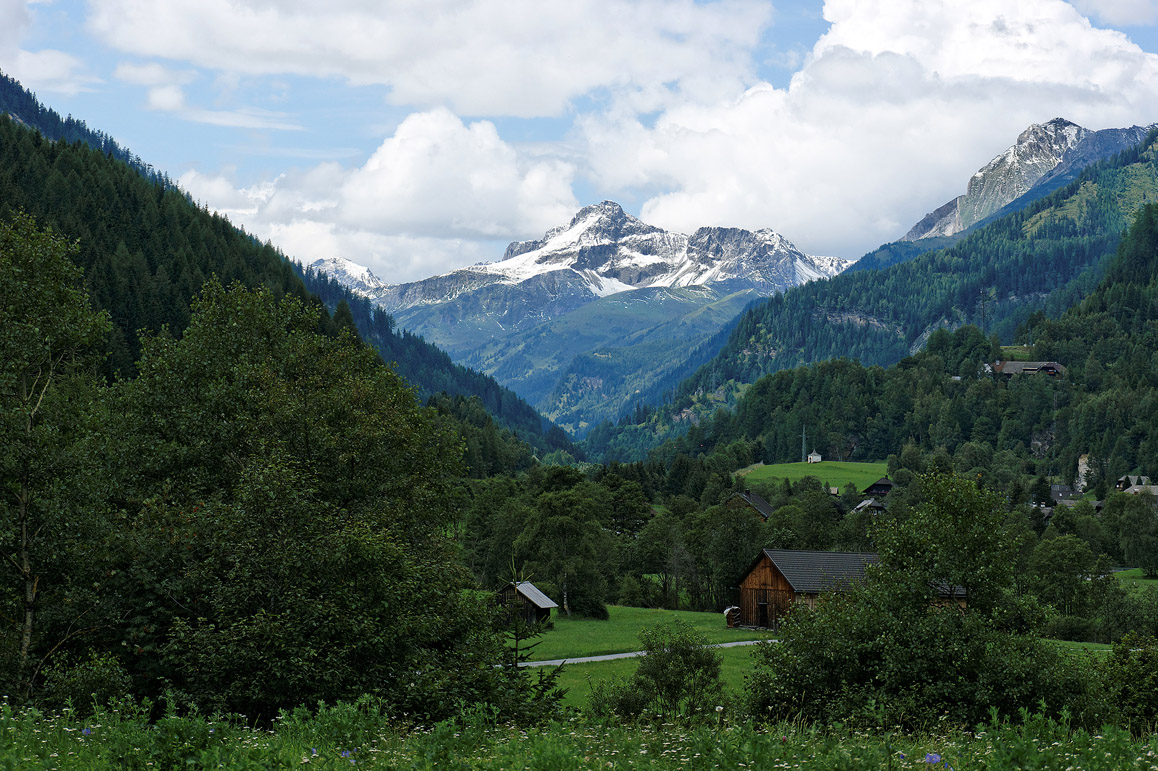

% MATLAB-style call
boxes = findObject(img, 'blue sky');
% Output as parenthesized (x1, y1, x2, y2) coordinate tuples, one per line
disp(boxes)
(3, 0, 1158, 282)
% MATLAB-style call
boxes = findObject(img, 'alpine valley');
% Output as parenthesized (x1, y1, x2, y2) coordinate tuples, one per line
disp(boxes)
(311, 201, 850, 434)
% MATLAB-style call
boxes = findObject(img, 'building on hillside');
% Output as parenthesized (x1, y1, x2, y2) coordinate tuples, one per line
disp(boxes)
(499, 581, 558, 626)
(992, 360, 1067, 377)
(853, 497, 887, 514)
(737, 549, 878, 628)
(1117, 474, 1153, 492)
(807, 450, 822, 464)
(1050, 484, 1076, 503)
(862, 477, 896, 497)
(727, 490, 776, 521)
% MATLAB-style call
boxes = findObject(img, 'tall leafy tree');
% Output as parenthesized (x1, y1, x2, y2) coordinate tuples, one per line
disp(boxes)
(0, 213, 109, 692)
(91, 282, 503, 716)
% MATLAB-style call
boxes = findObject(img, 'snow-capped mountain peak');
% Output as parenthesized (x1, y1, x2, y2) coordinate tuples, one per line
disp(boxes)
(307, 256, 389, 295)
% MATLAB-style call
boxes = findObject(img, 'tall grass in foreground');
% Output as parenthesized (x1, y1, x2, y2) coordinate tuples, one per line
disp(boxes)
(1, 699, 1156, 769)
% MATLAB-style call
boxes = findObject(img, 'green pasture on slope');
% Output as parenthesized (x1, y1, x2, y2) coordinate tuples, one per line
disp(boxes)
(738, 460, 889, 492)
(527, 605, 772, 662)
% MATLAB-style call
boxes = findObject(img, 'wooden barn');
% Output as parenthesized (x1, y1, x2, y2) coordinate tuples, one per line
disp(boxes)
(738, 549, 878, 629)
(499, 581, 558, 626)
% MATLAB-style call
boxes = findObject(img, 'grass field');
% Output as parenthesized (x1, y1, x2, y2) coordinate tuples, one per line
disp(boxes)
(738, 460, 889, 491)
(527, 605, 772, 661)
(1115, 567, 1158, 590)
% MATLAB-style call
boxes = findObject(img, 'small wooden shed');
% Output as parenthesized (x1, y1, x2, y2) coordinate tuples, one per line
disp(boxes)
(738, 549, 878, 629)
(499, 581, 559, 626)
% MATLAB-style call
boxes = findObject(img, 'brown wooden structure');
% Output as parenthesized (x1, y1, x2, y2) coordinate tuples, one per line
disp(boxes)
(499, 581, 558, 626)
(738, 549, 878, 629)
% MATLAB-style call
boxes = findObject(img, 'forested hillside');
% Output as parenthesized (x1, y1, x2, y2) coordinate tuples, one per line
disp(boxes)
(0, 111, 569, 464)
(585, 130, 1158, 461)
(0, 70, 175, 189)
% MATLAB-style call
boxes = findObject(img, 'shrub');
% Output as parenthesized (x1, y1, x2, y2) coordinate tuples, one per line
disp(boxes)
(1101, 633, 1158, 732)
(38, 650, 133, 715)
(590, 620, 722, 722)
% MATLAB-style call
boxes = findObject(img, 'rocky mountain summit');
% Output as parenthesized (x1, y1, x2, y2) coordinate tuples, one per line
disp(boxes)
(314, 201, 849, 316)
(904, 118, 1156, 241)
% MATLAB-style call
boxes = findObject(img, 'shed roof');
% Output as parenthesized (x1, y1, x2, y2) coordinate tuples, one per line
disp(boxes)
(758, 549, 879, 594)
(511, 582, 558, 609)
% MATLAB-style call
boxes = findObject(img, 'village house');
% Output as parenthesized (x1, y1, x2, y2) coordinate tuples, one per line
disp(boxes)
(992, 360, 1067, 377)
(1117, 474, 1158, 496)
(861, 476, 895, 497)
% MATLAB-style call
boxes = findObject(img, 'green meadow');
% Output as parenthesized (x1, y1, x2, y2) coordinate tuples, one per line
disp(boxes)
(527, 606, 772, 661)
(738, 460, 889, 491)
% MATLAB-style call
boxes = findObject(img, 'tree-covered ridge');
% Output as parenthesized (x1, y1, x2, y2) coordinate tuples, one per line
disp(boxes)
(0, 114, 307, 376)
(0, 70, 175, 190)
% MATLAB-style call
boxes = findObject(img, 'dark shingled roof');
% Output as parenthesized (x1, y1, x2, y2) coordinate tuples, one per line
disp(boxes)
(760, 549, 879, 593)
(513, 581, 558, 610)
(731, 490, 775, 520)
(993, 360, 1067, 376)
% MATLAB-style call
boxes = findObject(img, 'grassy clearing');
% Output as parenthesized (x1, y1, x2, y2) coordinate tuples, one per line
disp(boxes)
(739, 460, 889, 491)
(1116, 567, 1158, 590)
(527, 605, 772, 662)
(1052, 639, 1113, 652)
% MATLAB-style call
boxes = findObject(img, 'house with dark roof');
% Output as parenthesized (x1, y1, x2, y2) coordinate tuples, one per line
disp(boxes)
(861, 477, 895, 497)
(1117, 474, 1153, 492)
(993, 360, 1067, 377)
(737, 549, 878, 628)
(728, 490, 775, 521)
(499, 581, 558, 626)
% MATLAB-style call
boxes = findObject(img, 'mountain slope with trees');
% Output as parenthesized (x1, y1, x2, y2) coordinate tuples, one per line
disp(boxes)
(585, 129, 1158, 461)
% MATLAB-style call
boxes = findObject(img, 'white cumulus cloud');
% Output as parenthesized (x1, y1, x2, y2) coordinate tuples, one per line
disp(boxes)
(84, 0, 771, 118)
(180, 109, 579, 282)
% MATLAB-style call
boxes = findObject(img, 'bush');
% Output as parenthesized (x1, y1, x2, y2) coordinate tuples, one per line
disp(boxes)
(1043, 615, 1101, 643)
(590, 620, 722, 722)
(38, 651, 133, 715)
(1101, 633, 1158, 731)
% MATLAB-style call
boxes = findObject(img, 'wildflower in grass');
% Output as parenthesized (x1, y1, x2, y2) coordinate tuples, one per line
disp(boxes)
(81, 728, 90, 736)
